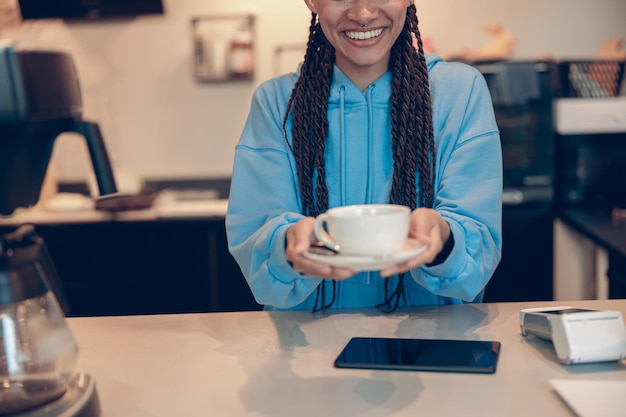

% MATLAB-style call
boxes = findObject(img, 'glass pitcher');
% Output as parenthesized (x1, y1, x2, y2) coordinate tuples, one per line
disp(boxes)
(0, 225, 78, 415)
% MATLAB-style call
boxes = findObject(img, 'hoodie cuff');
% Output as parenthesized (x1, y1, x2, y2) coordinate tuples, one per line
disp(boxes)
(270, 223, 300, 278)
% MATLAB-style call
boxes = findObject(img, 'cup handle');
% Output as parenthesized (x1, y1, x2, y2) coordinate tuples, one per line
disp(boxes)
(313, 213, 337, 250)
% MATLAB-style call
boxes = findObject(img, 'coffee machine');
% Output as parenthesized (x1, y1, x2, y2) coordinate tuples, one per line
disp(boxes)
(1, 41, 115, 416)
(0, 40, 117, 215)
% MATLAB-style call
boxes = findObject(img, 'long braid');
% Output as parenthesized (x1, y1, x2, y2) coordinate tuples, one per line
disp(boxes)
(284, 6, 436, 313)
(378, 5, 435, 313)
(410, 7, 436, 208)
(390, 4, 435, 210)
(283, 13, 334, 217)
(283, 13, 336, 312)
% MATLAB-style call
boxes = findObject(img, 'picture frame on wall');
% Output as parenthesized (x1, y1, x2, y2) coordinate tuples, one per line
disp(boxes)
(191, 14, 255, 83)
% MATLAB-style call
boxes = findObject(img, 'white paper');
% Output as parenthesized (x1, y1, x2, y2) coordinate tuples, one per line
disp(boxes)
(550, 379, 626, 417)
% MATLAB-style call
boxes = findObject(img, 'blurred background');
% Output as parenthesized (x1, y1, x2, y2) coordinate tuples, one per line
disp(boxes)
(1, 0, 624, 186)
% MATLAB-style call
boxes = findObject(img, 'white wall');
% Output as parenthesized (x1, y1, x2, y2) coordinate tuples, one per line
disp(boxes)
(416, 0, 626, 60)
(2, 0, 625, 183)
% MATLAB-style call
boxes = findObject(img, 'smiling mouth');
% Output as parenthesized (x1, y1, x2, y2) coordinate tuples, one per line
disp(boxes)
(344, 28, 384, 41)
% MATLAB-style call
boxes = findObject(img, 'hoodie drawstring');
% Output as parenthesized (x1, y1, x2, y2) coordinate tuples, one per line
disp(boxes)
(339, 85, 347, 205)
(365, 84, 375, 203)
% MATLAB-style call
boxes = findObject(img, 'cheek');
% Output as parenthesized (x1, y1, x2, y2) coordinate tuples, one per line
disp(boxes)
(316, 14, 340, 42)
(392, 7, 408, 32)
(318, 21, 333, 41)
(394, 3, 409, 19)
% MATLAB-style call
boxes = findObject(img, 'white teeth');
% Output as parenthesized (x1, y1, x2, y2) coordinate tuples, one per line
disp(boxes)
(345, 28, 384, 41)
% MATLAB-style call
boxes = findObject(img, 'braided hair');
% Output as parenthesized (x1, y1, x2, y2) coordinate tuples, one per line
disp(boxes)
(283, 5, 436, 312)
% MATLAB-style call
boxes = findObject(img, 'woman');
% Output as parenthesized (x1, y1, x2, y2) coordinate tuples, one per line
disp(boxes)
(226, 0, 502, 312)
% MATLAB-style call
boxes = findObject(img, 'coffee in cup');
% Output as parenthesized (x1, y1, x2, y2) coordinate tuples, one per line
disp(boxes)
(313, 204, 410, 256)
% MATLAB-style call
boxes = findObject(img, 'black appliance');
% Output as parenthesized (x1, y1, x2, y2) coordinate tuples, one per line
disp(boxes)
(0, 41, 117, 215)
(554, 97, 626, 209)
(17, 0, 164, 20)
(473, 61, 557, 302)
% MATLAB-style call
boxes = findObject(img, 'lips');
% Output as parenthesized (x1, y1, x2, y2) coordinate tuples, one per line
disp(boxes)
(344, 28, 384, 41)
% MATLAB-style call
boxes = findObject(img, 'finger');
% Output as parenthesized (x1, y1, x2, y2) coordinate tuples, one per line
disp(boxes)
(293, 218, 316, 251)
(329, 266, 357, 281)
(293, 254, 356, 281)
(288, 239, 355, 280)
(292, 254, 331, 275)
(412, 231, 432, 247)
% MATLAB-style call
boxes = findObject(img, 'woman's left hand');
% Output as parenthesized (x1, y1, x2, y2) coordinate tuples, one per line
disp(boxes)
(285, 217, 356, 280)
(379, 207, 450, 277)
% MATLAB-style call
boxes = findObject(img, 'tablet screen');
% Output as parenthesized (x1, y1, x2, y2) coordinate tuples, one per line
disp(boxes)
(334, 337, 501, 374)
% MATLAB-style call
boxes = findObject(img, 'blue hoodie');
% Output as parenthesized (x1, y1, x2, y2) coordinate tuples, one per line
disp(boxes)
(226, 53, 502, 310)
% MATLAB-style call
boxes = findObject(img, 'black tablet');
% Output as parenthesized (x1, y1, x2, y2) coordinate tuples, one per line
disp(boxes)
(334, 337, 501, 374)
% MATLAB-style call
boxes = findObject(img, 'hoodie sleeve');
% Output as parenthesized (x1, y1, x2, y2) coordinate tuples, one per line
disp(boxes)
(225, 79, 322, 309)
(410, 62, 503, 302)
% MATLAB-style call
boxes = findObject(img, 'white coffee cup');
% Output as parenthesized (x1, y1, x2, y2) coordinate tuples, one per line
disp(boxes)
(313, 204, 411, 256)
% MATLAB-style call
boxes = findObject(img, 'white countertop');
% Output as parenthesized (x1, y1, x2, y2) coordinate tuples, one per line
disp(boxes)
(67, 299, 626, 417)
(0, 191, 229, 225)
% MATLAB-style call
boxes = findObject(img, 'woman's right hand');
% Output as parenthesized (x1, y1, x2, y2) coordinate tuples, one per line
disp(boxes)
(285, 217, 355, 280)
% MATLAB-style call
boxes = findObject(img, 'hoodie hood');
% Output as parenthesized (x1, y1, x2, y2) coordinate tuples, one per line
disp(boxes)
(294, 51, 446, 106)
(325, 52, 445, 103)
(425, 52, 445, 70)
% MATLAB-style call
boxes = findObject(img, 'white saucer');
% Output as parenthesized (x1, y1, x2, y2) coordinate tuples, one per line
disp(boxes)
(303, 238, 428, 272)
